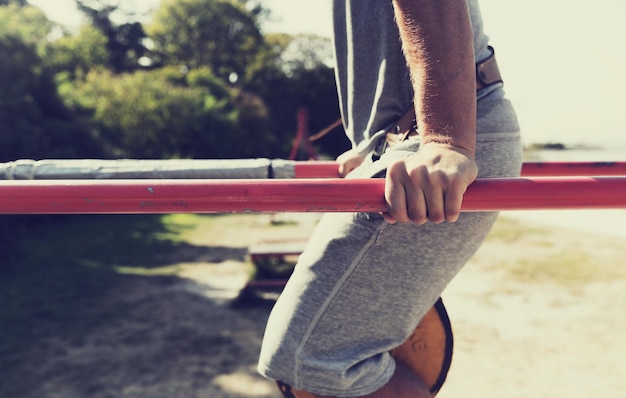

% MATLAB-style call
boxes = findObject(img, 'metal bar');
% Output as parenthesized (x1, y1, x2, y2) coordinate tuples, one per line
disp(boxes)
(293, 161, 626, 178)
(3, 159, 625, 180)
(0, 177, 625, 214)
(293, 161, 340, 178)
(520, 161, 626, 176)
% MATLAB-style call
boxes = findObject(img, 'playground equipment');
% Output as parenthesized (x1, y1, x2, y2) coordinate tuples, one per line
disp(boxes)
(1, 159, 624, 395)
(1, 159, 624, 216)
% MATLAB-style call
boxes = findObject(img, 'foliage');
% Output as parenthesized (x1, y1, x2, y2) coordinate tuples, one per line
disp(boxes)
(0, 3, 53, 52)
(61, 67, 277, 159)
(47, 24, 109, 79)
(0, 0, 342, 164)
(147, 0, 264, 82)
(75, 0, 149, 73)
(0, 7, 103, 162)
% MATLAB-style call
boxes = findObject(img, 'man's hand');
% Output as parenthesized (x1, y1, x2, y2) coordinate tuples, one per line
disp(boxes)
(383, 142, 478, 224)
(336, 149, 365, 177)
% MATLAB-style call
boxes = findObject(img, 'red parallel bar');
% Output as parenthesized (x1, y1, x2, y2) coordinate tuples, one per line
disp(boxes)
(521, 161, 626, 176)
(0, 177, 625, 214)
(293, 161, 341, 178)
(293, 161, 626, 178)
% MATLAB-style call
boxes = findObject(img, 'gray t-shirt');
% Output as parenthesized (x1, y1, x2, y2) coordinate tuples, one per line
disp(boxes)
(332, 0, 494, 155)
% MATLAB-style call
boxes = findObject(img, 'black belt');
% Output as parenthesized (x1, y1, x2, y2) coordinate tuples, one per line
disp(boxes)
(476, 46, 502, 90)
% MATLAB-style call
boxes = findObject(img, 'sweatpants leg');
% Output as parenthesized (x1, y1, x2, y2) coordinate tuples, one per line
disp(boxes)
(258, 207, 502, 396)
(258, 94, 522, 397)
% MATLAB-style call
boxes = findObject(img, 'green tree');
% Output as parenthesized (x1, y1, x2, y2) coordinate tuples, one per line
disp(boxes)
(75, 0, 148, 73)
(0, 3, 53, 51)
(0, 35, 103, 162)
(147, 0, 264, 82)
(47, 24, 109, 80)
(0, 5, 102, 162)
(142, 0, 345, 159)
(61, 67, 276, 159)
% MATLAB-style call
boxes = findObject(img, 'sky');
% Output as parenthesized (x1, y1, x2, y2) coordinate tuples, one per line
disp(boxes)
(27, 0, 626, 149)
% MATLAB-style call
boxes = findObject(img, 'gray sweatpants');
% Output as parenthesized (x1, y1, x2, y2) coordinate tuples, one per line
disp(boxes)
(258, 90, 522, 397)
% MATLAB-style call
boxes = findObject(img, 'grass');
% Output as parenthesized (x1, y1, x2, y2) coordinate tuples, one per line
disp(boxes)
(0, 212, 311, 364)
(0, 212, 300, 398)
(0, 214, 217, 359)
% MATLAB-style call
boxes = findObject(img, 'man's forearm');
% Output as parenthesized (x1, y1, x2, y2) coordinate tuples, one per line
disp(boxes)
(392, 0, 476, 155)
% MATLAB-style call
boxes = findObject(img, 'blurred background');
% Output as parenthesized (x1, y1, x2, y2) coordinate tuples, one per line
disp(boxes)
(27, 0, 626, 157)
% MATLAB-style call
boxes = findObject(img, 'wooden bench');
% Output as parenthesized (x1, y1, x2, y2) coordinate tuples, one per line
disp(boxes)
(245, 238, 308, 292)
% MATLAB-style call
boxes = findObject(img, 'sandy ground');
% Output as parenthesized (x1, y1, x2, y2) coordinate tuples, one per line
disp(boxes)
(3, 212, 626, 398)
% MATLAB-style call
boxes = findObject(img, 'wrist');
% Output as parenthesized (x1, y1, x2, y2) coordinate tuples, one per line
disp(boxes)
(421, 134, 476, 159)
(420, 140, 476, 159)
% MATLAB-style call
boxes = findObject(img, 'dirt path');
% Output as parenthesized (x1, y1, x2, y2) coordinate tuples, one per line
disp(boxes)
(3, 213, 626, 398)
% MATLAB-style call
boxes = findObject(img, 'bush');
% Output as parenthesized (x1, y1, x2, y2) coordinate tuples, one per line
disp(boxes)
(0, 34, 103, 162)
(61, 67, 278, 159)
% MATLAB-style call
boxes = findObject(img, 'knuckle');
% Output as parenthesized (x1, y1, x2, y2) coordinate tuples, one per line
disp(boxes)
(428, 211, 445, 224)
(407, 164, 429, 181)
(387, 160, 406, 176)
(407, 208, 427, 224)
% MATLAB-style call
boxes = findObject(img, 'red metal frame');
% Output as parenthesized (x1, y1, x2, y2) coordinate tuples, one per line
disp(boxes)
(0, 176, 625, 214)
(293, 161, 626, 178)
(293, 161, 341, 178)
(521, 161, 626, 176)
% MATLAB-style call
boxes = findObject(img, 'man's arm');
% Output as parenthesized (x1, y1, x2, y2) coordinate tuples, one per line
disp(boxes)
(384, 0, 478, 224)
